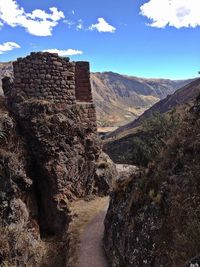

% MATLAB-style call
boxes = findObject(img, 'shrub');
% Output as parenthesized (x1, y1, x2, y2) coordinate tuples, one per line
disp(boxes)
(130, 111, 181, 166)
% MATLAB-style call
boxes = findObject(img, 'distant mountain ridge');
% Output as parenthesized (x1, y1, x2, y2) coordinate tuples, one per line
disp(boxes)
(103, 78, 200, 167)
(91, 71, 193, 127)
(107, 77, 200, 139)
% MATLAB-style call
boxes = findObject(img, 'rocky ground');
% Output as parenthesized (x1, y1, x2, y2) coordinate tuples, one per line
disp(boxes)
(0, 86, 116, 266)
(103, 95, 200, 266)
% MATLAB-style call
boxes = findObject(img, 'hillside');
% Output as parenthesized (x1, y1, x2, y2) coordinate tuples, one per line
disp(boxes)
(91, 72, 192, 127)
(104, 78, 200, 165)
(104, 94, 200, 266)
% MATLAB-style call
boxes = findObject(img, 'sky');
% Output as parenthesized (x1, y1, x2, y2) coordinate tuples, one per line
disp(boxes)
(0, 0, 200, 79)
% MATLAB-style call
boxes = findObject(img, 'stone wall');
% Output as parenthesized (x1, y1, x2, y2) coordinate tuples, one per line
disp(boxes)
(77, 102, 97, 130)
(2, 52, 97, 127)
(12, 52, 76, 104)
(75, 61, 93, 102)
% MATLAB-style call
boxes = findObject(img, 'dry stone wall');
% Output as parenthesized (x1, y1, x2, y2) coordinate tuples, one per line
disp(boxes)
(75, 61, 93, 102)
(2, 52, 97, 127)
(12, 52, 76, 104)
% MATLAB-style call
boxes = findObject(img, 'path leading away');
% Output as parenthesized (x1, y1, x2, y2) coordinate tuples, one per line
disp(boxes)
(68, 197, 109, 267)
(77, 201, 109, 267)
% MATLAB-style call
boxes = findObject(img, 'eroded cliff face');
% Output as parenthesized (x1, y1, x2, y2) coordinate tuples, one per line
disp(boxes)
(0, 52, 115, 266)
(12, 99, 102, 236)
(0, 96, 43, 266)
(104, 97, 200, 267)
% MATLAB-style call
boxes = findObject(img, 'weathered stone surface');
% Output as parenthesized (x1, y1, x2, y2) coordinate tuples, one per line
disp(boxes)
(0, 52, 116, 266)
(184, 256, 200, 267)
(10, 100, 101, 236)
(104, 96, 200, 266)
(94, 152, 117, 195)
(4, 53, 99, 234)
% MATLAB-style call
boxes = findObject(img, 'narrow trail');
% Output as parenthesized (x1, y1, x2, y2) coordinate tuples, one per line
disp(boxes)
(77, 207, 109, 267)
(68, 197, 109, 267)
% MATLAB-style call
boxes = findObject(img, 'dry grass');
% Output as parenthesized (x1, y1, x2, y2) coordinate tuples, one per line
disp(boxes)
(67, 196, 109, 267)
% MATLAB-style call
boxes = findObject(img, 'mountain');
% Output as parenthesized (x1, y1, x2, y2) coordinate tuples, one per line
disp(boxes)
(91, 72, 193, 127)
(104, 78, 200, 166)
(106, 78, 200, 139)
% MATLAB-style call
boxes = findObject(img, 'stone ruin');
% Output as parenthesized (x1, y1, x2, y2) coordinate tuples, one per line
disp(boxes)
(2, 52, 97, 128)
(1, 52, 101, 236)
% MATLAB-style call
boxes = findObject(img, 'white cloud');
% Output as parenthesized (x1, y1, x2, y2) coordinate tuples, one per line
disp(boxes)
(89, 18, 116, 32)
(76, 19, 84, 30)
(0, 0, 65, 36)
(140, 0, 200, 29)
(0, 41, 20, 54)
(63, 19, 75, 28)
(42, 48, 83, 56)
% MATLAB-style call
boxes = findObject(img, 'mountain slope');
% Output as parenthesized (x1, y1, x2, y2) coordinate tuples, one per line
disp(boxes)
(104, 96, 200, 266)
(106, 78, 200, 139)
(91, 72, 192, 127)
(104, 78, 200, 165)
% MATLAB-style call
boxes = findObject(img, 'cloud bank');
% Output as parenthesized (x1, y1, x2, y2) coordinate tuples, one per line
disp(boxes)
(42, 49, 83, 56)
(140, 0, 200, 28)
(0, 0, 64, 36)
(0, 41, 20, 54)
(89, 18, 116, 32)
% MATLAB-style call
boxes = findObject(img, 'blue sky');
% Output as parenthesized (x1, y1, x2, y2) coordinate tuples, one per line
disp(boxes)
(0, 0, 200, 79)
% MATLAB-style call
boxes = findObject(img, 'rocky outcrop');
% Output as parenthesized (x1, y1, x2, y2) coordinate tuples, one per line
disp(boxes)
(104, 96, 200, 266)
(184, 256, 200, 267)
(0, 96, 42, 266)
(0, 52, 115, 266)
(11, 100, 101, 236)
(94, 152, 117, 195)
(0, 62, 13, 95)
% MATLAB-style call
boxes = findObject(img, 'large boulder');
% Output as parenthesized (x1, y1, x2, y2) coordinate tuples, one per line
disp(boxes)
(94, 152, 117, 195)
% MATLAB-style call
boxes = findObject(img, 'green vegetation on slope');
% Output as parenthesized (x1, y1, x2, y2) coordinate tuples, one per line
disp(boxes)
(104, 110, 182, 166)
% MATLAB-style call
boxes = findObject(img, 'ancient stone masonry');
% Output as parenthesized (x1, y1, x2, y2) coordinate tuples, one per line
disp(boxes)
(12, 52, 76, 104)
(1, 52, 101, 238)
(75, 61, 92, 102)
(3, 52, 97, 127)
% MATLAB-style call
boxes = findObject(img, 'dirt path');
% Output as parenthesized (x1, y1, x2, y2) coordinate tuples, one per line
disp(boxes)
(68, 197, 109, 267)
(77, 207, 109, 267)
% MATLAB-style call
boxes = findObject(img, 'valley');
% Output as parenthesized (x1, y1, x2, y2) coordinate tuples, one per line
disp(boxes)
(1, 53, 200, 267)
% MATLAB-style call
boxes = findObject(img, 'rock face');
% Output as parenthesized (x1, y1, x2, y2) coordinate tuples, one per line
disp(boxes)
(94, 152, 117, 195)
(0, 97, 42, 266)
(0, 62, 13, 95)
(104, 96, 200, 266)
(0, 52, 112, 266)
